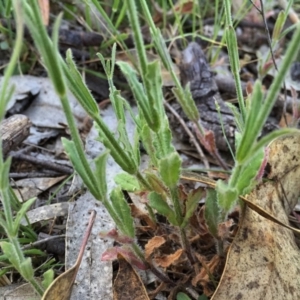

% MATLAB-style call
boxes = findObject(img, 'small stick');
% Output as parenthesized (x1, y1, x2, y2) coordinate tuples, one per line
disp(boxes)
(164, 101, 210, 170)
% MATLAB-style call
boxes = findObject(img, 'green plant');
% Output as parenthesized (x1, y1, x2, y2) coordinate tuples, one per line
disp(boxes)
(1, 0, 300, 297)
(0, 0, 47, 296)
(210, 0, 300, 227)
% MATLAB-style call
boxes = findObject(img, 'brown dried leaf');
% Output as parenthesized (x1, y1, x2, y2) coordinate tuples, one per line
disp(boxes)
(130, 204, 157, 230)
(212, 134, 300, 300)
(152, 0, 194, 23)
(113, 254, 149, 300)
(145, 236, 166, 260)
(203, 130, 217, 153)
(217, 219, 234, 241)
(193, 254, 221, 296)
(38, 0, 50, 26)
(155, 249, 184, 268)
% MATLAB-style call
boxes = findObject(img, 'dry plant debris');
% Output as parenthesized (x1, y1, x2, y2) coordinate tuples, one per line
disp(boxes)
(212, 134, 300, 299)
(113, 254, 150, 300)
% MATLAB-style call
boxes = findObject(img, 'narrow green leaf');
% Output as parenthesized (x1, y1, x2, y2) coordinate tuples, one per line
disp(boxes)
(42, 269, 54, 289)
(51, 12, 63, 54)
(95, 121, 138, 175)
(176, 292, 192, 300)
(111, 43, 117, 76)
(234, 131, 242, 152)
(62, 138, 98, 198)
(225, 25, 246, 119)
(110, 187, 135, 237)
(13, 197, 37, 235)
(117, 120, 135, 155)
(0, 216, 8, 233)
(110, 89, 126, 123)
(272, 11, 286, 41)
(158, 152, 181, 187)
(152, 118, 174, 159)
(204, 189, 220, 238)
(24, 0, 66, 97)
(117, 61, 155, 130)
(172, 85, 199, 122)
(216, 180, 238, 212)
(241, 129, 300, 164)
(94, 151, 109, 199)
(133, 127, 141, 167)
(236, 148, 264, 195)
(140, 124, 158, 166)
(23, 249, 45, 256)
(236, 80, 264, 162)
(19, 258, 34, 280)
(143, 60, 163, 131)
(114, 173, 140, 192)
(126, 0, 148, 75)
(226, 102, 243, 132)
(65, 50, 99, 116)
(0, 158, 11, 189)
(148, 192, 178, 225)
(1, 241, 21, 272)
(145, 172, 168, 197)
(181, 188, 204, 229)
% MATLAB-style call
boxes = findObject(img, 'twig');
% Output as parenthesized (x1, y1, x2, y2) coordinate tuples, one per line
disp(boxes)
(9, 171, 63, 178)
(22, 234, 66, 250)
(164, 101, 210, 170)
(11, 150, 73, 174)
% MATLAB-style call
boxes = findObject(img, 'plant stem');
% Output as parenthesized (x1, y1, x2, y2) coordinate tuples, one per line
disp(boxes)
(169, 187, 195, 263)
(224, 0, 246, 121)
(179, 227, 195, 264)
(136, 171, 152, 191)
(60, 95, 98, 190)
(0, 186, 14, 234)
(228, 164, 243, 187)
(169, 186, 183, 225)
(136, 172, 157, 222)
(131, 242, 145, 263)
(126, 0, 148, 77)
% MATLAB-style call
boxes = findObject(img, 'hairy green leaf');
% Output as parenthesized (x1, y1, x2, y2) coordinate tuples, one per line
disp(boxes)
(236, 148, 264, 195)
(42, 269, 54, 290)
(181, 187, 204, 229)
(216, 180, 238, 212)
(110, 187, 135, 237)
(94, 151, 109, 199)
(173, 85, 199, 122)
(158, 152, 181, 187)
(148, 192, 177, 225)
(204, 189, 220, 239)
(152, 118, 174, 159)
(20, 258, 34, 280)
(114, 173, 141, 192)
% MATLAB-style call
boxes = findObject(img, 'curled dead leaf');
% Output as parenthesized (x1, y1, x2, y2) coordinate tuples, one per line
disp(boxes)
(155, 249, 184, 268)
(145, 236, 166, 260)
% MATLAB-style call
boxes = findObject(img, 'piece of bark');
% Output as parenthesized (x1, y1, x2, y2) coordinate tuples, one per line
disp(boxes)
(174, 42, 281, 152)
(0, 114, 31, 157)
(174, 42, 236, 151)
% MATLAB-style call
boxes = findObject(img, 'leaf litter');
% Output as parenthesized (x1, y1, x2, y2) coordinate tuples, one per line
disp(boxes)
(212, 133, 300, 299)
